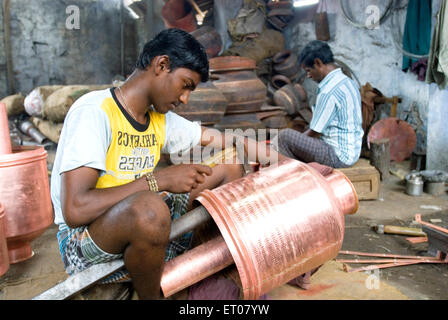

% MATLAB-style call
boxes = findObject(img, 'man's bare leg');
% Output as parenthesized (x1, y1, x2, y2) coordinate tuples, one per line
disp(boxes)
(87, 191, 171, 299)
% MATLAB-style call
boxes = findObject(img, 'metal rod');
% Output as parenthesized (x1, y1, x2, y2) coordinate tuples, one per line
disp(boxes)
(338, 250, 441, 260)
(336, 258, 442, 264)
(343, 259, 447, 273)
(415, 214, 448, 235)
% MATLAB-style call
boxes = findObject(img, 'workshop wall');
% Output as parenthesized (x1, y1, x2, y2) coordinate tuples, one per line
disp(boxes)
(284, 0, 446, 171)
(0, 0, 137, 98)
(0, 3, 8, 96)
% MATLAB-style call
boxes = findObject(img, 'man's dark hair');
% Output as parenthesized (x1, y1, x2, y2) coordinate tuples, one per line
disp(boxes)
(298, 40, 335, 68)
(136, 28, 209, 82)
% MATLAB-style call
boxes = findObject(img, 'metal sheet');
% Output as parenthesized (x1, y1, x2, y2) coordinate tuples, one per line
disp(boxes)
(367, 117, 416, 162)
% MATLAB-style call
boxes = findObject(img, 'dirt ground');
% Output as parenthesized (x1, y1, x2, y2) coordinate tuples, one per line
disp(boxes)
(0, 159, 447, 300)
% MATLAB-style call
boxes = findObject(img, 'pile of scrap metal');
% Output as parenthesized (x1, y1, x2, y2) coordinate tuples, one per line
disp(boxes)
(336, 214, 448, 273)
(176, 0, 315, 136)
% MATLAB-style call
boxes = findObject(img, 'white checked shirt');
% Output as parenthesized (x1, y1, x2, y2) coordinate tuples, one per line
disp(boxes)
(310, 68, 364, 166)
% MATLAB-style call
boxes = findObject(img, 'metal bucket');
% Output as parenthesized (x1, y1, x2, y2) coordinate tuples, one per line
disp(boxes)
(406, 173, 424, 196)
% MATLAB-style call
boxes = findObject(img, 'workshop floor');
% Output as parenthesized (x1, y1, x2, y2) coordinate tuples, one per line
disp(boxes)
(1, 159, 447, 300)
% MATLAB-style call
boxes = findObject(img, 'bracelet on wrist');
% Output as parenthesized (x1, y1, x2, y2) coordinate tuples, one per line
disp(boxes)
(145, 171, 159, 192)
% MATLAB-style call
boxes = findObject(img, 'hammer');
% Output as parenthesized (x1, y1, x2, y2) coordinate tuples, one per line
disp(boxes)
(373, 224, 426, 237)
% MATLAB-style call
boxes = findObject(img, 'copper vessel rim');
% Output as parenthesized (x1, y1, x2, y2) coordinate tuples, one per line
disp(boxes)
(0, 145, 47, 167)
(332, 169, 359, 214)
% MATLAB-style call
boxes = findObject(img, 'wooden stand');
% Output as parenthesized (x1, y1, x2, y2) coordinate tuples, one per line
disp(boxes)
(340, 159, 380, 200)
(370, 138, 390, 180)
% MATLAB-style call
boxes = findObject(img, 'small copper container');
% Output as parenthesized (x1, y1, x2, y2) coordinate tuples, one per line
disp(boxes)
(0, 146, 53, 263)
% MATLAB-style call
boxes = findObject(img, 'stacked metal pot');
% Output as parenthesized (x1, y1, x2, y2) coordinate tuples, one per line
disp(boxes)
(209, 56, 267, 131)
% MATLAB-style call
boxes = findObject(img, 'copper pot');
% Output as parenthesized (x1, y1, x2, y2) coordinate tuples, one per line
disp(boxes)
(0, 146, 53, 263)
(209, 56, 256, 73)
(270, 74, 291, 90)
(210, 57, 267, 115)
(174, 81, 227, 125)
(273, 84, 299, 115)
(161, 159, 358, 299)
(161, 0, 197, 32)
(0, 202, 10, 277)
(273, 50, 300, 80)
(190, 26, 223, 58)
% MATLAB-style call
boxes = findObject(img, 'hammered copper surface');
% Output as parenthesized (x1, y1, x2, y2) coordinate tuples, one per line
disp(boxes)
(0, 146, 53, 263)
(196, 159, 358, 299)
(161, 235, 233, 297)
(367, 117, 416, 162)
(0, 202, 10, 277)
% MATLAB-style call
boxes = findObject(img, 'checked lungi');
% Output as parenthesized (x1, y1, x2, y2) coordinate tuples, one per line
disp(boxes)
(272, 128, 350, 168)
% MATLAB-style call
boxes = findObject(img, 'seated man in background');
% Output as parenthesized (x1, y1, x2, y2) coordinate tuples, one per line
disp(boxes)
(273, 40, 364, 168)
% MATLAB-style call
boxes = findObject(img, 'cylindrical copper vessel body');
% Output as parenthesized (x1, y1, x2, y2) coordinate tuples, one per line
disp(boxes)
(0, 146, 53, 263)
(161, 235, 233, 297)
(0, 202, 10, 277)
(209, 56, 267, 115)
(195, 159, 358, 299)
(0, 103, 12, 155)
(174, 81, 227, 125)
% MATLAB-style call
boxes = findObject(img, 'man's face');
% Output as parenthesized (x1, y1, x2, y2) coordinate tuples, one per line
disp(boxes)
(302, 64, 325, 83)
(152, 67, 201, 114)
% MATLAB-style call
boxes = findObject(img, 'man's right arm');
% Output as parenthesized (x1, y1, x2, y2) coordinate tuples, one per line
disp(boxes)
(61, 166, 149, 228)
(61, 164, 212, 228)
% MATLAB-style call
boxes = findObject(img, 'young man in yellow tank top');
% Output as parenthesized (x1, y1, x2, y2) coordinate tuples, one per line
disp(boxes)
(51, 28, 289, 299)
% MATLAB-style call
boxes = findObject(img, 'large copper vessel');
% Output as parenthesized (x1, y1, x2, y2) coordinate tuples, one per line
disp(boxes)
(209, 56, 267, 115)
(174, 81, 227, 126)
(0, 202, 10, 277)
(161, 159, 358, 299)
(0, 145, 53, 263)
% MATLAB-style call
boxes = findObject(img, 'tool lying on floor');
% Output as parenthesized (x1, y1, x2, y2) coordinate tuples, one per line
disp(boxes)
(373, 224, 426, 237)
(414, 214, 448, 257)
